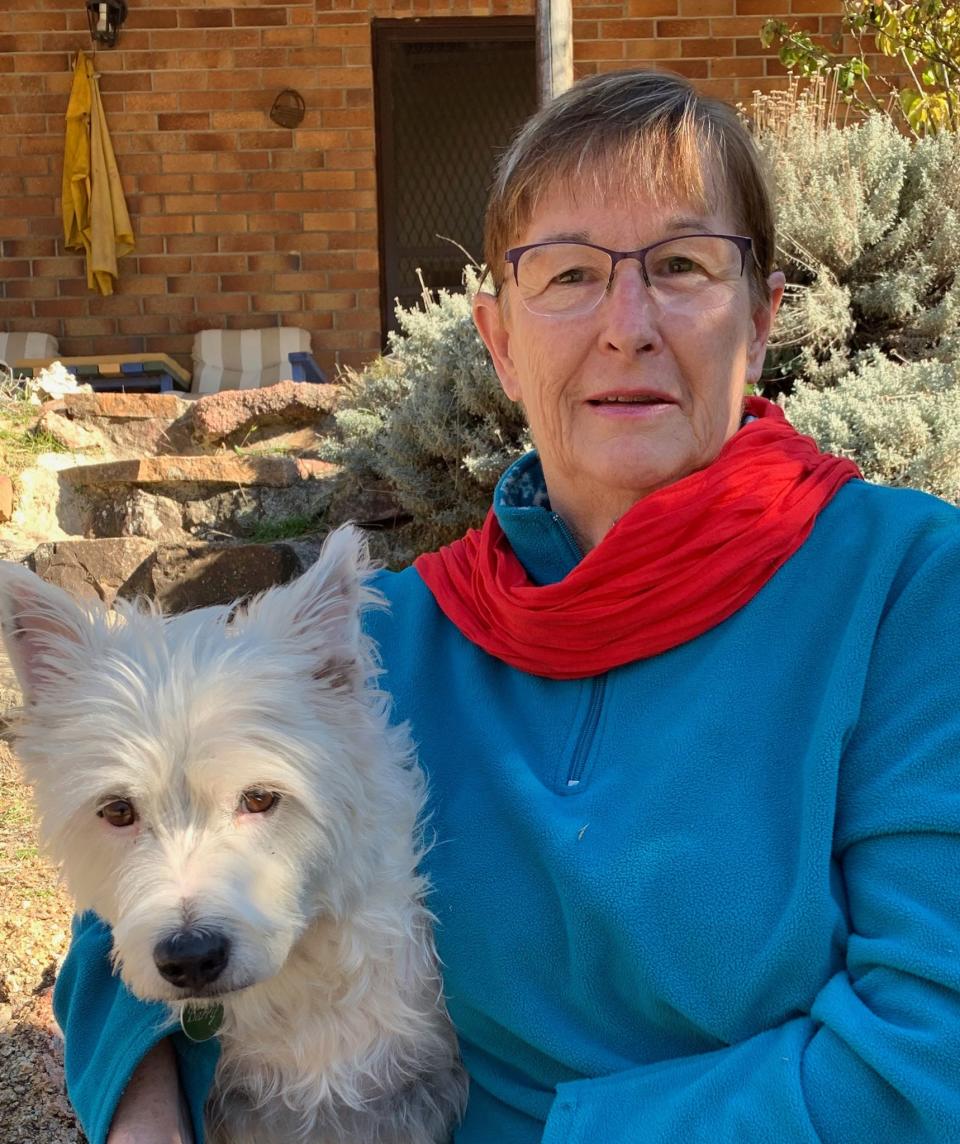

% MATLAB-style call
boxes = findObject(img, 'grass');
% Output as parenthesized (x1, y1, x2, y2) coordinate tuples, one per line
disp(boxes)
(0, 376, 68, 478)
(244, 514, 324, 542)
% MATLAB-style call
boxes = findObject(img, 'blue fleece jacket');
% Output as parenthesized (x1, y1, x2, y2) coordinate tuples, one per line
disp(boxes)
(55, 454, 960, 1143)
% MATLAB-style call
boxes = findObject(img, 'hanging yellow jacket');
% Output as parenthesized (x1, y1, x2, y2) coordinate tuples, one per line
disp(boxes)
(62, 52, 135, 296)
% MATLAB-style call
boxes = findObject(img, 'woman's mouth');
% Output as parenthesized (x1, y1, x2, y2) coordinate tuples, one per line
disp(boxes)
(586, 391, 677, 413)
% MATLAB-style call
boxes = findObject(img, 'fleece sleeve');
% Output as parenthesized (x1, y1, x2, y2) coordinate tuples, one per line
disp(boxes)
(53, 911, 220, 1144)
(542, 535, 960, 1144)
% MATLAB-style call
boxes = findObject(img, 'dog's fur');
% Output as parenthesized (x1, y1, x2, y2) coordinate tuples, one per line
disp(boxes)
(0, 527, 467, 1143)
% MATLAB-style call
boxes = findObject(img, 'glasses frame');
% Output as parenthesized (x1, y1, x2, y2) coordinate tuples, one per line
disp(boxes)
(503, 233, 754, 315)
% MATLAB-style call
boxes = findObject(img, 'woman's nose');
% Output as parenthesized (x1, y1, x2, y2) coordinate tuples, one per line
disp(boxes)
(599, 259, 662, 353)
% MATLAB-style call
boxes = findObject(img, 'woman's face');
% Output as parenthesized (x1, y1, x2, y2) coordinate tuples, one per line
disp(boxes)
(474, 179, 785, 548)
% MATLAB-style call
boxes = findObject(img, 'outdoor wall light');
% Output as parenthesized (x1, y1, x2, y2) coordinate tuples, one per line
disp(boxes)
(86, 0, 128, 48)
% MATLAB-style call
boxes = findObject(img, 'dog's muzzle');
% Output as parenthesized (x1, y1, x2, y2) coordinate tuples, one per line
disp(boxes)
(153, 929, 231, 992)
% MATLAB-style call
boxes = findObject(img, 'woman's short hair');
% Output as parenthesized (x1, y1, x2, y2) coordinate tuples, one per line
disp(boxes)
(483, 68, 775, 302)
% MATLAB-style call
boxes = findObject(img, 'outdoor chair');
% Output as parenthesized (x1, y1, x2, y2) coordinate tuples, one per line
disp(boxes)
(190, 327, 326, 394)
(0, 332, 60, 374)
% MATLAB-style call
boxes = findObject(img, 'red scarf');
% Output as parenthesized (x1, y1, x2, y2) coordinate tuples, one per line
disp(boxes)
(414, 398, 861, 679)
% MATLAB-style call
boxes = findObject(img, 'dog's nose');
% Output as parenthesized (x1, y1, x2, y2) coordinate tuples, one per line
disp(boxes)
(153, 929, 230, 991)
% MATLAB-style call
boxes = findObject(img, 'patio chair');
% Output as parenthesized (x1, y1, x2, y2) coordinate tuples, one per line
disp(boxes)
(0, 332, 60, 374)
(190, 327, 326, 395)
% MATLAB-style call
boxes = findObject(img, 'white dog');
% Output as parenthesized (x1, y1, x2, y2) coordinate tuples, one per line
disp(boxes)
(0, 526, 467, 1143)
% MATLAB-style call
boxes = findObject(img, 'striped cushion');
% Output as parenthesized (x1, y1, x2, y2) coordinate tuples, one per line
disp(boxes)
(0, 332, 60, 367)
(191, 328, 314, 394)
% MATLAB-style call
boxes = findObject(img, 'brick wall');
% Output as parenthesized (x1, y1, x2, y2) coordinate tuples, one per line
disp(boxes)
(0, 0, 838, 377)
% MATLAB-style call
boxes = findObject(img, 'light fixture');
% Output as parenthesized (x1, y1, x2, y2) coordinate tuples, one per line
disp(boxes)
(86, 0, 128, 48)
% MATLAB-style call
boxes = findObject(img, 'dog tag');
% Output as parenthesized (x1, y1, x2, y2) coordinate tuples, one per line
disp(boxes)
(180, 1004, 223, 1043)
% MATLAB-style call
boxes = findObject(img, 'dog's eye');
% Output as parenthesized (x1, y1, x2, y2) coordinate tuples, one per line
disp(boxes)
(240, 789, 279, 814)
(98, 799, 137, 828)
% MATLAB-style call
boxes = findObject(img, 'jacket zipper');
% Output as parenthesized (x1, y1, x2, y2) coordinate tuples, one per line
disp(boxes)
(566, 675, 605, 788)
(548, 511, 603, 790)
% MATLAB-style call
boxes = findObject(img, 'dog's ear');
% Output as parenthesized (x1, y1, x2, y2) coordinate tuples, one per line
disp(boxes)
(0, 563, 96, 702)
(239, 524, 376, 694)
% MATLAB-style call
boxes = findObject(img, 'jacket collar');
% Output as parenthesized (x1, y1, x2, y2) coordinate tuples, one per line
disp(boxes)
(492, 452, 581, 586)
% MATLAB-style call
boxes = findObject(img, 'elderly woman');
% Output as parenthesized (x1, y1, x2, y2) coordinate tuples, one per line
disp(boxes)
(57, 69, 960, 1143)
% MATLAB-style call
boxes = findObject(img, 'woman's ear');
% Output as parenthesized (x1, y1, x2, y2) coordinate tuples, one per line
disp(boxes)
(746, 270, 786, 384)
(473, 290, 522, 402)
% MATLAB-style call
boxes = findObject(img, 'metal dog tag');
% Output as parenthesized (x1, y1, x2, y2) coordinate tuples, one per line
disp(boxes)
(180, 1003, 223, 1043)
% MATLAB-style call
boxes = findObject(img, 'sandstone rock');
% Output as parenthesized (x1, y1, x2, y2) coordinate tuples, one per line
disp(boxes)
(115, 490, 186, 545)
(25, 535, 331, 612)
(64, 392, 188, 421)
(0, 476, 13, 524)
(36, 409, 107, 453)
(138, 540, 306, 611)
(191, 381, 342, 444)
(57, 392, 196, 458)
(30, 537, 157, 606)
(60, 455, 338, 490)
(325, 476, 405, 528)
(12, 454, 93, 539)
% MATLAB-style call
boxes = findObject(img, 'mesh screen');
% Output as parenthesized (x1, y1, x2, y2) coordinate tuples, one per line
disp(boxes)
(377, 30, 537, 336)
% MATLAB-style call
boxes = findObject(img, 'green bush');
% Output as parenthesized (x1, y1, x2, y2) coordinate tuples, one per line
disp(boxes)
(754, 83, 960, 503)
(788, 352, 960, 497)
(322, 270, 529, 565)
(757, 95, 960, 392)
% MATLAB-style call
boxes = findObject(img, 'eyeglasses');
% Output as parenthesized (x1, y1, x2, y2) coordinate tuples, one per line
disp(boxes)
(503, 234, 754, 318)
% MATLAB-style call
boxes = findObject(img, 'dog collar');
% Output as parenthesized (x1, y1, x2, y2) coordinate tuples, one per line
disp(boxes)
(180, 1003, 223, 1042)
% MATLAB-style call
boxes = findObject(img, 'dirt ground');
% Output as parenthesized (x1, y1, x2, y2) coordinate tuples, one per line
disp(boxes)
(0, 740, 86, 1143)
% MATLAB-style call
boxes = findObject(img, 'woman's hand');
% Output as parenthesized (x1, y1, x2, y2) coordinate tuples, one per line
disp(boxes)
(106, 1038, 194, 1144)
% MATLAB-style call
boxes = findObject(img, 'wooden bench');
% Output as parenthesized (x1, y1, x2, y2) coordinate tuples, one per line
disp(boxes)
(14, 353, 192, 393)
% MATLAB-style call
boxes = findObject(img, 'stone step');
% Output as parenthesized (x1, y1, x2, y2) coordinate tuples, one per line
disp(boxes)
(37, 382, 344, 460)
(29, 534, 328, 612)
(51, 454, 342, 545)
(60, 454, 339, 490)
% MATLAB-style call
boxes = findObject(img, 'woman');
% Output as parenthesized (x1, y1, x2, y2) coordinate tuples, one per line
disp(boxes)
(58, 69, 960, 1143)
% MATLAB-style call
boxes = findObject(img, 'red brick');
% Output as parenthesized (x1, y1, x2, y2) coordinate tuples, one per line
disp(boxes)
(195, 214, 248, 234)
(166, 274, 219, 295)
(656, 17, 710, 35)
(164, 235, 219, 255)
(140, 215, 195, 236)
(234, 7, 288, 25)
(196, 294, 253, 315)
(219, 234, 276, 253)
(220, 273, 276, 293)
(251, 293, 302, 313)
(137, 255, 193, 275)
(249, 253, 303, 272)
(682, 37, 735, 56)
(157, 113, 212, 132)
(178, 9, 233, 28)
(197, 257, 253, 279)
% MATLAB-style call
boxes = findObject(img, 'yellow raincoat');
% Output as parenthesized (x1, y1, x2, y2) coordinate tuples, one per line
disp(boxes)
(62, 51, 135, 295)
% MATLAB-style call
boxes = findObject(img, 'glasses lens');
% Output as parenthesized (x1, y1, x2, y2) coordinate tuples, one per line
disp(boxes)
(644, 236, 744, 313)
(515, 244, 611, 316)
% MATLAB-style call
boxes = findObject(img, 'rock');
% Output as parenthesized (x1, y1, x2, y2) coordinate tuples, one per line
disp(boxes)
(64, 392, 188, 421)
(325, 475, 406, 528)
(29, 537, 157, 606)
(59, 455, 338, 490)
(11, 453, 93, 540)
(36, 409, 106, 453)
(133, 540, 309, 611)
(59, 392, 195, 457)
(191, 381, 342, 444)
(114, 489, 186, 545)
(0, 476, 12, 523)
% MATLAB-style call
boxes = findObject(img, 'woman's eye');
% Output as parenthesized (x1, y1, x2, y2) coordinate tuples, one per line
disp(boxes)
(664, 256, 697, 274)
(240, 788, 279, 814)
(97, 799, 137, 828)
(553, 266, 587, 285)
